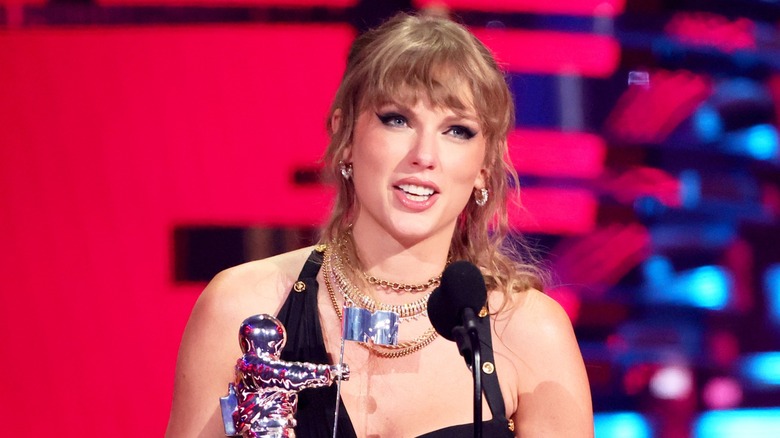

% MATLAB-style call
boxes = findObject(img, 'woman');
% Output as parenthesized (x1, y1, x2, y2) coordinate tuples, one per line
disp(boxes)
(167, 12, 593, 437)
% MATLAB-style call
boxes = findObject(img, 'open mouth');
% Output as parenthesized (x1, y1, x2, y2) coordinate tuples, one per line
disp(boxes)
(396, 183, 436, 202)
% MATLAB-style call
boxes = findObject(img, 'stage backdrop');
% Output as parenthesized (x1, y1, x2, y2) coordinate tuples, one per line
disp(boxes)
(0, 24, 352, 436)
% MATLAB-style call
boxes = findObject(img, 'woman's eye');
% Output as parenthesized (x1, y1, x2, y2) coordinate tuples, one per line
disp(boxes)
(447, 125, 477, 140)
(377, 113, 408, 128)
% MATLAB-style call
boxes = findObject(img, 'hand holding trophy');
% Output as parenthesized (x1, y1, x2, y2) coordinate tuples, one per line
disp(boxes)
(220, 314, 349, 438)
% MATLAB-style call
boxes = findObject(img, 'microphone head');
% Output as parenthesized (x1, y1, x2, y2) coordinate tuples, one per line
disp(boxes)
(427, 260, 487, 341)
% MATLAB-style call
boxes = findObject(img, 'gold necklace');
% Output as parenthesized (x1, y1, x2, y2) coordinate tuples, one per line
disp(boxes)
(339, 235, 446, 294)
(329, 246, 432, 321)
(323, 245, 439, 359)
(363, 271, 442, 292)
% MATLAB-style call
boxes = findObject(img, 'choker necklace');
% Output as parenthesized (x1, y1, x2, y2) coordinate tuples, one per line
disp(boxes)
(323, 245, 439, 359)
(363, 271, 442, 293)
(329, 246, 431, 321)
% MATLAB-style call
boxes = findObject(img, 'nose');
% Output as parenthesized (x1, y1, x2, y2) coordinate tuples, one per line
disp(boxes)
(409, 130, 438, 170)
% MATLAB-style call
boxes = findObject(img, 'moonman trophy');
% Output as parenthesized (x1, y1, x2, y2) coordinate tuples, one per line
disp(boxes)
(220, 314, 350, 438)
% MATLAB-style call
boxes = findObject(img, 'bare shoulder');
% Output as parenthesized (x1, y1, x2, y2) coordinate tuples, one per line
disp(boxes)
(490, 289, 585, 384)
(166, 246, 316, 438)
(491, 288, 576, 346)
(198, 245, 315, 317)
(184, 247, 312, 337)
(489, 289, 594, 437)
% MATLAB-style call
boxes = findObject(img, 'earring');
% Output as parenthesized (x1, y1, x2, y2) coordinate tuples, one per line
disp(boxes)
(339, 161, 353, 180)
(475, 188, 489, 207)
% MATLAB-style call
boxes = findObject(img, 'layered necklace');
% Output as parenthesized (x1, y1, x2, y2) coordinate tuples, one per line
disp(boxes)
(323, 242, 442, 359)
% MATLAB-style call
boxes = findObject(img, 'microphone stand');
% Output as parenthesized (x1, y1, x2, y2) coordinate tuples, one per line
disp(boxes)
(452, 307, 482, 438)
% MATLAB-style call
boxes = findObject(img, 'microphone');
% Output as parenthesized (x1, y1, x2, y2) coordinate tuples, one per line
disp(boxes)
(427, 260, 487, 438)
(428, 260, 487, 342)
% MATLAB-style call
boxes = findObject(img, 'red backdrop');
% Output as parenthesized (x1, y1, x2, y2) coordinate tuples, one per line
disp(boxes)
(0, 24, 352, 436)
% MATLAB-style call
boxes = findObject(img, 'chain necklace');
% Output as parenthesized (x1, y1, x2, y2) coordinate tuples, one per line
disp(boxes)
(338, 234, 445, 294)
(363, 271, 442, 292)
(329, 244, 433, 321)
(323, 245, 439, 359)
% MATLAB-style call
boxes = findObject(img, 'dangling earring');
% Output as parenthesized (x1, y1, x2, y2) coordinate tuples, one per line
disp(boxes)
(474, 188, 489, 207)
(339, 161, 353, 180)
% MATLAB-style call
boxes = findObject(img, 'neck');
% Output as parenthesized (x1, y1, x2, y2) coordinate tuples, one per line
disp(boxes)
(348, 223, 452, 287)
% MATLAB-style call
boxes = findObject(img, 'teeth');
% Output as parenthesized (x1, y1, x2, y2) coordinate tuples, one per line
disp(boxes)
(405, 193, 429, 202)
(398, 184, 435, 196)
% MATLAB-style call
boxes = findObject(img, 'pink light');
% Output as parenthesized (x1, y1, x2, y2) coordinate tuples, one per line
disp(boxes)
(510, 187, 597, 234)
(552, 223, 651, 295)
(665, 12, 756, 53)
(602, 166, 682, 207)
(623, 363, 656, 395)
(702, 377, 743, 410)
(707, 331, 741, 368)
(472, 28, 620, 77)
(414, 0, 625, 16)
(770, 75, 780, 129)
(606, 69, 712, 143)
(99, 0, 357, 5)
(509, 129, 606, 178)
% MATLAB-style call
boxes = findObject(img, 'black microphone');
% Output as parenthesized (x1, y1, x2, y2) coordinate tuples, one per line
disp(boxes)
(427, 260, 487, 438)
(428, 260, 487, 342)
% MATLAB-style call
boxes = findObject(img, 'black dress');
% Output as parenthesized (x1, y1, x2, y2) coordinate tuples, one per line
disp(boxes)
(276, 249, 515, 437)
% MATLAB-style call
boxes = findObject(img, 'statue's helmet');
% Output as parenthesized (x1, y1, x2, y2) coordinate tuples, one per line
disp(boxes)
(238, 314, 287, 357)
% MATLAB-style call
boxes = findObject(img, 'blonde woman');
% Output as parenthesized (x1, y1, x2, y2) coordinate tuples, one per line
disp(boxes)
(167, 13, 593, 437)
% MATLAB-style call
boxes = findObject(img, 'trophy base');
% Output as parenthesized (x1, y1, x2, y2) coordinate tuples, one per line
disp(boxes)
(249, 429, 295, 438)
(220, 384, 239, 436)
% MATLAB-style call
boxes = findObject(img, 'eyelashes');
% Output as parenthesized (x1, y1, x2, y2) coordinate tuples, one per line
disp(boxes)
(375, 112, 478, 140)
(447, 125, 477, 140)
(376, 112, 407, 128)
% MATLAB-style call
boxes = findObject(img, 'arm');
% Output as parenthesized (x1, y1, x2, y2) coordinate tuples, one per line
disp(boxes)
(166, 263, 289, 438)
(498, 290, 594, 437)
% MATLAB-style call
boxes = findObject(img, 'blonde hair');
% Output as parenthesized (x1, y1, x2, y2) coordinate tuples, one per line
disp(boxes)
(322, 13, 545, 304)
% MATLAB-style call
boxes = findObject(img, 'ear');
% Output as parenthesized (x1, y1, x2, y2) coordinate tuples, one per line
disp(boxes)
(331, 109, 352, 162)
(328, 108, 352, 163)
(330, 108, 342, 135)
(474, 167, 488, 190)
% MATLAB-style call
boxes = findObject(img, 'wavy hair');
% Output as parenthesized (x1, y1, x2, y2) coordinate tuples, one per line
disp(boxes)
(321, 12, 545, 304)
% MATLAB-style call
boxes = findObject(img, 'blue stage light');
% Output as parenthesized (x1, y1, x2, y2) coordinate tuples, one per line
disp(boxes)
(694, 408, 780, 437)
(740, 352, 780, 388)
(692, 104, 723, 143)
(743, 124, 779, 160)
(675, 265, 731, 310)
(643, 259, 731, 310)
(766, 264, 780, 324)
(594, 412, 652, 438)
(723, 124, 779, 160)
(643, 255, 673, 287)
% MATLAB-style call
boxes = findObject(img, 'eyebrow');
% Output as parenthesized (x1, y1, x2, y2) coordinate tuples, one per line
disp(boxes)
(377, 101, 479, 122)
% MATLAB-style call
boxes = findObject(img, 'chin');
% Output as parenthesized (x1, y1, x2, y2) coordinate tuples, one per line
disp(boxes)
(387, 220, 453, 246)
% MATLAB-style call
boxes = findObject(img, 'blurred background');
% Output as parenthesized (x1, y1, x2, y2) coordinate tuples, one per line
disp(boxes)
(1, 0, 779, 436)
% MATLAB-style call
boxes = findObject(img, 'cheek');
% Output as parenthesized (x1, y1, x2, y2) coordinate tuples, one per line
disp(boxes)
(454, 145, 487, 183)
(352, 146, 384, 176)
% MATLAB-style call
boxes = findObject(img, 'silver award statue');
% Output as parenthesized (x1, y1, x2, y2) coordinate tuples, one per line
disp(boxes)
(220, 314, 350, 438)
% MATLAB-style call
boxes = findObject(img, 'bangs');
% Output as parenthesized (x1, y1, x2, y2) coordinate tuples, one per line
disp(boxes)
(358, 48, 503, 130)
(363, 58, 474, 115)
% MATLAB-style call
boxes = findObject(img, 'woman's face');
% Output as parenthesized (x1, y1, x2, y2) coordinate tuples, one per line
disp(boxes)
(344, 95, 487, 248)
